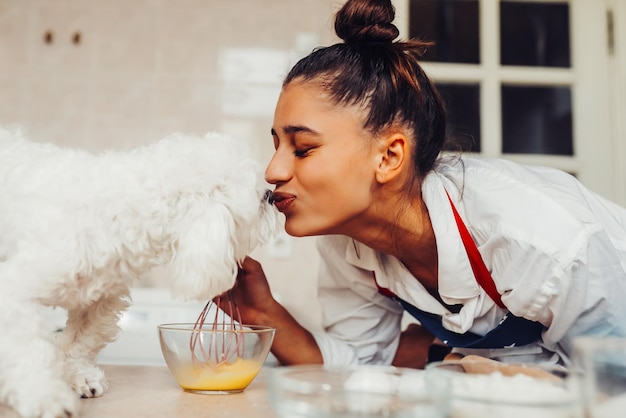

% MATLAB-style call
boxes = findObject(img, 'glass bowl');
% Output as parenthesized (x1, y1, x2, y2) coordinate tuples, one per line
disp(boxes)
(269, 364, 448, 418)
(157, 323, 275, 394)
(426, 359, 584, 418)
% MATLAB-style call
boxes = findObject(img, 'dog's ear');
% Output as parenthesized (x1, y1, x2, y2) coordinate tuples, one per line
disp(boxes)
(168, 198, 238, 301)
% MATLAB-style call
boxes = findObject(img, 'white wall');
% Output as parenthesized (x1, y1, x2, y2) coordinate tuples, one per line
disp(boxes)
(1, 0, 340, 363)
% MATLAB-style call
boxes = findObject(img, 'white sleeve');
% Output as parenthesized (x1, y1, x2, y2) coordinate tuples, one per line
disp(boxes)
(541, 229, 626, 350)
(311, 236, 404, 366)
(493, 225, 626, 360)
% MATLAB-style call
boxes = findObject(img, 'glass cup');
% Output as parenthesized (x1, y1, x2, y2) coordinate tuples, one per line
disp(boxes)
(573, 336, 626, 418)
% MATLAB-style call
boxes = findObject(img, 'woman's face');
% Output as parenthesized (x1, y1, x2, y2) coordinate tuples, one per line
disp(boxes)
(266, 81, 379, 237)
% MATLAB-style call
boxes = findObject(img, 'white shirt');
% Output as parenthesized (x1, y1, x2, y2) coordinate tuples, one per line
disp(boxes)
(311, 157, 626, 366)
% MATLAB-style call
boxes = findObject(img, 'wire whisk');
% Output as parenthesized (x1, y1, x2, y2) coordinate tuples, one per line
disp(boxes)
(190, 290, 244, 367)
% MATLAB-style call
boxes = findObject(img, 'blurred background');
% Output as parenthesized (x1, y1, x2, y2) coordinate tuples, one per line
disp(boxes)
(0, 0, 624, 364)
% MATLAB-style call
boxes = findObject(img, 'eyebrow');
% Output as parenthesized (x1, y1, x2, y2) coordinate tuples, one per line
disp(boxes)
(271, 125, 320, 137)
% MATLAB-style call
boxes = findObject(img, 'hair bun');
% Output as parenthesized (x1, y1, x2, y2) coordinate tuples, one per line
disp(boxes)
(334, 0, 399, 44)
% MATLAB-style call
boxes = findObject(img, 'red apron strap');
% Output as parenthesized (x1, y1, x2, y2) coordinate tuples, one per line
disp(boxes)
(374, 278, 396, 298)
(445, 191, 506, 309)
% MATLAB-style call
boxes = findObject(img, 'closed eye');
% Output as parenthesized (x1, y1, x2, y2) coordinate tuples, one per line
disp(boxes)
(294, 147, 314, 158)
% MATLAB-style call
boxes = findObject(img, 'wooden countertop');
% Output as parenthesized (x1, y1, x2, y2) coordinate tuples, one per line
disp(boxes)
(0, 365, 279, 418)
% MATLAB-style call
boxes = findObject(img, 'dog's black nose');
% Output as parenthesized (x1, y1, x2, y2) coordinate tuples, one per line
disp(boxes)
(263, 189, 275, 204)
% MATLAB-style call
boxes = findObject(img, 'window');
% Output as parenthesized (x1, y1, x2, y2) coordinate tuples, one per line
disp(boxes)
(394, 0, 618, 201)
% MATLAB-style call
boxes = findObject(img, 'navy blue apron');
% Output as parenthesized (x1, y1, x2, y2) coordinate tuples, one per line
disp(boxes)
(378, 192, 544, 349)
(398, 300, 544, 348)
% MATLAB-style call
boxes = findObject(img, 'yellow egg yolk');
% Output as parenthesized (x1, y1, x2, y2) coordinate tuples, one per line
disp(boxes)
(175, 358, 262, 391)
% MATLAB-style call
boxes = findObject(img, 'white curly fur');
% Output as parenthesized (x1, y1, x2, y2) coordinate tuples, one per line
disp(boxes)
(0, 127, 278, 418)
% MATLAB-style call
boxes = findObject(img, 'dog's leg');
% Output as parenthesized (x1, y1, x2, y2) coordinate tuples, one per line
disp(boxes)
(57, 295, 130, 399)
(0, 297, 79, 418)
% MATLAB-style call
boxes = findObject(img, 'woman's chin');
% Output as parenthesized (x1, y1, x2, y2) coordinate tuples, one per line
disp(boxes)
(284, 222, 322, 238)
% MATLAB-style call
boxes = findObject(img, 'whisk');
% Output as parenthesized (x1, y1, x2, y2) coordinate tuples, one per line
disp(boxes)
(189, 190, 273, 367)
(190, 290, 244, 367)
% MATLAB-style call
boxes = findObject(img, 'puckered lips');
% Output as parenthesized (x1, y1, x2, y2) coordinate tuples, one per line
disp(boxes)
(270, 191, 296, 213)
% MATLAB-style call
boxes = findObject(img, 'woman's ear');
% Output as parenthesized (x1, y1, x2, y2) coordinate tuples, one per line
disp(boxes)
(375, 133, 409, 184)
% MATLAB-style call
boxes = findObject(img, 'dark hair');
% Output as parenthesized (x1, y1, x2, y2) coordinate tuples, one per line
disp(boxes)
(283, 0, 448, 179)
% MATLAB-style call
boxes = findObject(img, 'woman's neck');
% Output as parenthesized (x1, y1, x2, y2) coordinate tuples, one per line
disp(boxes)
(349, 195, 439, 291)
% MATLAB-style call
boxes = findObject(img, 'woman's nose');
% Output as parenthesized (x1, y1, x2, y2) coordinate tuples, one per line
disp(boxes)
(264, 148, 291, 185)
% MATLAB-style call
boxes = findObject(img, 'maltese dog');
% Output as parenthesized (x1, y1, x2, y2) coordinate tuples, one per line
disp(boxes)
(0, 127, 278, 418)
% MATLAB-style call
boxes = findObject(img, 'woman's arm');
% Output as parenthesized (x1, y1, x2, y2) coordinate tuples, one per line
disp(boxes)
(221, 236, 412, 367)
(392, 323, 436, 369)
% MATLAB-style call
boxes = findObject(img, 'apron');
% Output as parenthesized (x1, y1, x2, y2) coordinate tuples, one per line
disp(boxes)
(377, 192, 544, 349)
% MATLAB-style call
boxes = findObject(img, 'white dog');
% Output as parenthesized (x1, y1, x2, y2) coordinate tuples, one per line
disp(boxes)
(0, 127, 278, 418)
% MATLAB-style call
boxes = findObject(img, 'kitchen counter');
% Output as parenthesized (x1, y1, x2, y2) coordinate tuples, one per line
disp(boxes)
(0, 365, 280, 418)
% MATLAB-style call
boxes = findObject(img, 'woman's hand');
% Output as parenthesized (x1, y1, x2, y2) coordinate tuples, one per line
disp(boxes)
(215, 256, 324, 365)
(214, 257, 278, 325)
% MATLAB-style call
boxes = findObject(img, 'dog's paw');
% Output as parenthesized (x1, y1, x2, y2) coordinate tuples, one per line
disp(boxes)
(9, 379, 79, 418)
(70, 364, 108, 398)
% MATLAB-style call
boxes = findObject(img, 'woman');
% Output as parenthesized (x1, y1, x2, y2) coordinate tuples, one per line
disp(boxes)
(221, 0, 626, 369)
